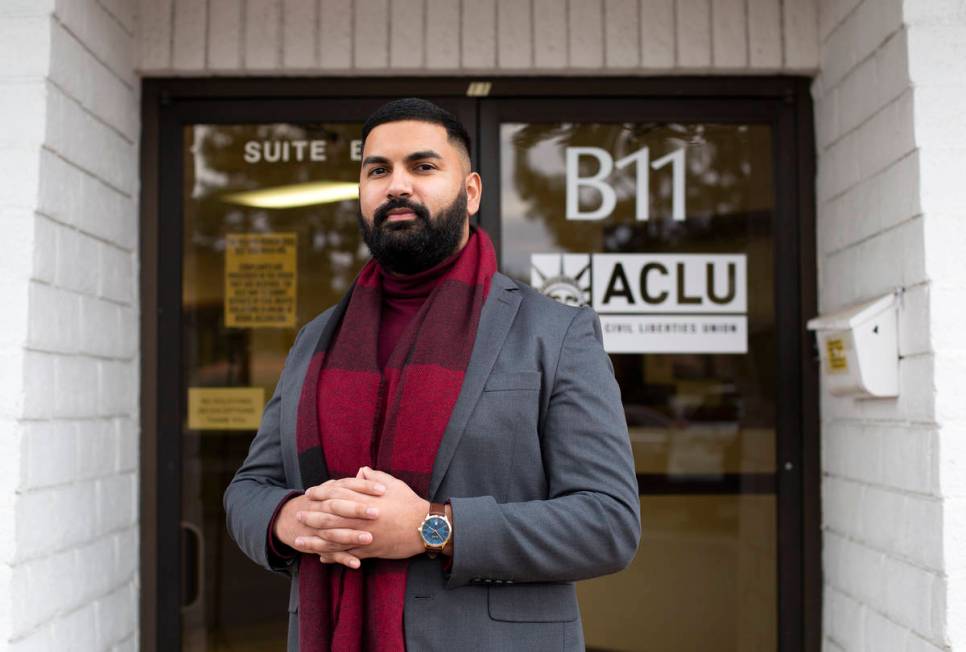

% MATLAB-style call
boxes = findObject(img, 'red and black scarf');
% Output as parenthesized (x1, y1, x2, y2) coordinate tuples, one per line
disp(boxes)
(295, 225, 497, 651)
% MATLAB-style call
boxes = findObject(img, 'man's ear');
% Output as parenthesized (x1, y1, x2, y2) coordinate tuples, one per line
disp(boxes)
(465, 171, 483, 217)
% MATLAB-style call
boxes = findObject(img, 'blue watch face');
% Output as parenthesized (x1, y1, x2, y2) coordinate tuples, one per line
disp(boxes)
(420, 516, 450, 546)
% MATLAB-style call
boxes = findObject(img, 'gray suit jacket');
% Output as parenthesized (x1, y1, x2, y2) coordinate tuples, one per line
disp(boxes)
(224, 271, 641, 651)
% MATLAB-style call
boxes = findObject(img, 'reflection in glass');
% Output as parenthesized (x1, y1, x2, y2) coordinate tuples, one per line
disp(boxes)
(577, 496, 777, 652)
(181, 123, 368, 651)
(500, 121, 778, 651)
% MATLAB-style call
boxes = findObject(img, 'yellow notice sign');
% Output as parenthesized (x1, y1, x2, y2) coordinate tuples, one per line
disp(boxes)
(188, 387, 265, 431)
(825, 337, 849, 374)
(225, 233, 297, 328)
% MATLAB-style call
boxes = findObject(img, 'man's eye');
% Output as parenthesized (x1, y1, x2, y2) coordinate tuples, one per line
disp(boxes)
(416, 163, 436, 171)
(368, 167, 386, 176)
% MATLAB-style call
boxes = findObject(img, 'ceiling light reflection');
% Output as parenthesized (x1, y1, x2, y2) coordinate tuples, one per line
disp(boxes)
(221, 181, 359, 209)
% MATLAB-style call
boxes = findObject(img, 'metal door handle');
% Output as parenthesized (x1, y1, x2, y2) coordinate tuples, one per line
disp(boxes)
(181, 521, 205, 611)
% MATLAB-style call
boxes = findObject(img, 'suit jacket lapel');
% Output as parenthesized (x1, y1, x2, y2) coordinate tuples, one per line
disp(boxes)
(429, 272, 521, 500)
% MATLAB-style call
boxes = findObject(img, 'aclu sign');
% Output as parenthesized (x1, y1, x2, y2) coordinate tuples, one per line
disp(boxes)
(532, 253, 748, 354)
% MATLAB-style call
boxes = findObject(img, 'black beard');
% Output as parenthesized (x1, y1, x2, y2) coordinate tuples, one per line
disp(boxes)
(358, 188, 468, 275)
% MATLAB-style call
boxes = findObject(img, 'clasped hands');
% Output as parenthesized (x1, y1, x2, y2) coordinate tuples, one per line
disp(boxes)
(273, 466, 439, 569)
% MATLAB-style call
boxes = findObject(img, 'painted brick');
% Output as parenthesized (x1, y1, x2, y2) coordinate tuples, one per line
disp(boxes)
(924, 213, 966, 292)
(98, 359, 136, 416)
(78, 294, 120, 358)
(37, 149, 137, 251)
(115, 417, 138, 472)
(0, 146, 42, 211)
(0, 82, 47, 147)
(604, 0, 639, 68)
(497, 0, 531, 68)
(99, 244, 133, 304)
(15, 482, 97, 561)
(569, 0, 605, 68)
(823, 583, 866, 650)
(389, 0, 423, 68)
(48, 603, 97, 652)
(355, 0, 389, 69)
(283, 0, 317, 68)
(94, 582, 137, 649)
(462, 0, 496, 69)
(319, 0, 352, 68)
(54, 227, 99, 296)
(931, 287, 966, 357)
(0, 16, 51, 78)
(49, 20, 138, 142)
(837, 56, 877, 137)
(711, 0, 746, 68)
(28, 281, 81, 353)
(54, 0, 135, 84)
(817, 0, 862, 42)
(898, 282, 930, 358)
(19, 420, 76, 490)
(882, 554, 944, 641)
(914, 86, 966, 150)
(113, 527, 138, 579)
(137, 0, 173, 70)
(919, 148, 966, 216)
(676, 0, 711, 67)
(96, 473, 135, 534)
(207, 0, 243, 70)
(54, 355, 100, 418)
(639, 0, 674, 68)
(934, 354, 966, 422)
(747, 0, 781, 68)
(854, 89, 915, 183)
(97, 0, 136, 35)
(0, 211, 34, 287)
(784, 0, 819, 70)
(21, 350, 55, 420)
(72, 535, 115, 605)
(0, 0, 54, 17)
(245, 0, 282, 69)
(425, 0, 459, 68)
(875, 28, 909, 108)
(533, 0, 567, 68)
(45, 83, 137, 196)
(172, 0, 206, 70)
(76, 418, 117, 482)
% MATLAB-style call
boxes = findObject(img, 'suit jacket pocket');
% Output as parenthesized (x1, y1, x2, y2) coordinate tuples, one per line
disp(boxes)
(487, 582, 578, 622)
(484, 371, 542, 392)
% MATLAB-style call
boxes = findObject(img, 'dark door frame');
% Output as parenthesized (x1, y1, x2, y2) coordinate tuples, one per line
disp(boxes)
(140, 76, 819, 652)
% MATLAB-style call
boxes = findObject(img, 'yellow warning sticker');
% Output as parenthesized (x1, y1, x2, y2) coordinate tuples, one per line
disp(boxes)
(188, 387, 265, 431)
(825, 337, 848, 374)
(225, 233, 297, 328)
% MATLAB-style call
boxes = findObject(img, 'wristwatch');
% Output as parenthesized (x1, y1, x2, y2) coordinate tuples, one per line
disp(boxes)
(417, 502, 452, 558)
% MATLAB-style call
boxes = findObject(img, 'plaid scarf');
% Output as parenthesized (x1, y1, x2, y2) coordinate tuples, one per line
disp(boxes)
(295, 225, 497, 651)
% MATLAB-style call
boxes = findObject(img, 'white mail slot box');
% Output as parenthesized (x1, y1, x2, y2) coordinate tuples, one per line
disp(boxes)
(806, 293, 899, 398)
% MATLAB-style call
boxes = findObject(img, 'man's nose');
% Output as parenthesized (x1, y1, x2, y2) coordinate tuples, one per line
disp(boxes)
(386, 168, 413, 198)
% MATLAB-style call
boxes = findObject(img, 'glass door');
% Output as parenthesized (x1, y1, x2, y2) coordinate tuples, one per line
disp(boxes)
(147, 83, 814, 652)
(168, 98, 476, 651)
(481, 98, 803, 652)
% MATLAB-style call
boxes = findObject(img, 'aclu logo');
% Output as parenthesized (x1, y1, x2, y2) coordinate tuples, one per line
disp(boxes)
(530, 252, 748, 354)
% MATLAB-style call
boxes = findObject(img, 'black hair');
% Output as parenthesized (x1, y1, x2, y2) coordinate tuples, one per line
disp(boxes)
(360, 97, 472, 163)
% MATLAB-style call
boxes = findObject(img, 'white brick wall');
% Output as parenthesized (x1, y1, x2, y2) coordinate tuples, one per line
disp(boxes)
(0, 0, 139, 649)
(11, 0, 966, 651)
(136, 0, 821, 74)
(814, 0, 966, 650)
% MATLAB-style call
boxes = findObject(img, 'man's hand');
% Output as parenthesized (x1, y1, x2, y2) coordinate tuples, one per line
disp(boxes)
(273, 477, 387, 568)
(340, 467, 429, 561)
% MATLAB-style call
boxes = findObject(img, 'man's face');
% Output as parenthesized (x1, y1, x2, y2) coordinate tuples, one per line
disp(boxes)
(358, 120, 482, 275)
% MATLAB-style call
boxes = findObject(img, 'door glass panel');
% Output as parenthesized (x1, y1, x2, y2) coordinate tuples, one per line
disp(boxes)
(181, 122, 366, 651)
(500, 121, 777, 651)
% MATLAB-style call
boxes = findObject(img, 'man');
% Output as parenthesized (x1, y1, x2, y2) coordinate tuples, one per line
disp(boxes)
(224, 98, 640, 652)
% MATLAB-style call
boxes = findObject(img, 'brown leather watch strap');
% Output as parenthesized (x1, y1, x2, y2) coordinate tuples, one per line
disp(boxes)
(429, 502, 446, 516)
